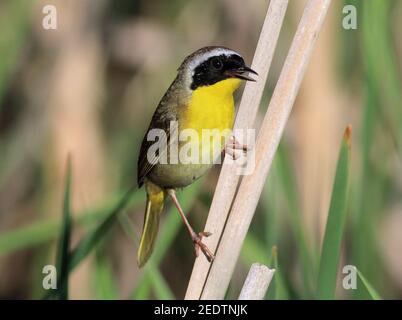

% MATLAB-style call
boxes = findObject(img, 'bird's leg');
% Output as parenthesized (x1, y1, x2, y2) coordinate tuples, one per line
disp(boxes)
(224, 136, 249, 160)
(166, 189, 214, 262)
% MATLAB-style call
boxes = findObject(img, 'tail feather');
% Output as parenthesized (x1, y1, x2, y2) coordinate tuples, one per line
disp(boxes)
(137, 181, 165, 267)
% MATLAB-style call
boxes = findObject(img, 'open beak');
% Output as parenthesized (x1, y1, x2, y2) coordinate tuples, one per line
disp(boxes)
(226, 65, 258, 82)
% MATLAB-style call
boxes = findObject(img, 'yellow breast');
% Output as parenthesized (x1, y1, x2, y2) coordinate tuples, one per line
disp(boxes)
(181, 78, 241, 133)
(149, 78, 242, 188)
(179, 78, 241, 163)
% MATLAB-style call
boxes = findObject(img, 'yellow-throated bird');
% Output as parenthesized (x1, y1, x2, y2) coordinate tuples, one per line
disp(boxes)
(137, 46, 257, 267)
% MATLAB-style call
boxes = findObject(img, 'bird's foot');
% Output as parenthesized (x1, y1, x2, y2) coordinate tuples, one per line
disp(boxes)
(192, 231, 214, 262)
(225, 137, 249, 160)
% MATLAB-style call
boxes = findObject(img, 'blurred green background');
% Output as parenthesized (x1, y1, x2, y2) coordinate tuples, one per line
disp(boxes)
(0, 0, 401, 299)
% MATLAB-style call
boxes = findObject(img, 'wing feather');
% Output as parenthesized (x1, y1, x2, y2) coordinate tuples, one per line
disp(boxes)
(137, 80, 181, 187)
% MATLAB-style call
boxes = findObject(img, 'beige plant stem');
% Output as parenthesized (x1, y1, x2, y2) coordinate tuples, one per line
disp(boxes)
(238, 263, 275, 300)
(200, 0, 332, 299)
(185, 0, 289, 300)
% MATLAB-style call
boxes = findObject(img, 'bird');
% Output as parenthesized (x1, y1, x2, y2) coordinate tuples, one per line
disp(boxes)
(136, 46, 257, 267)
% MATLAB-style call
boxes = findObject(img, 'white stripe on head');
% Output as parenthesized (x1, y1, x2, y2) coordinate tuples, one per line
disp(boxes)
(187, 47, 241, 73)
(180, 47, 243, 90)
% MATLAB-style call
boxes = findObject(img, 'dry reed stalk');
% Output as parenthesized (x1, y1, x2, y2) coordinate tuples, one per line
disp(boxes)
(238, 263, 275, 300)
(185, 0, 289, 299)
(199, 0, 332, 299)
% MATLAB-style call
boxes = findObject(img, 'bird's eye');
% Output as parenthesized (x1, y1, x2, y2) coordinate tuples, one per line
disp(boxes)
(211, 57, 223, 70)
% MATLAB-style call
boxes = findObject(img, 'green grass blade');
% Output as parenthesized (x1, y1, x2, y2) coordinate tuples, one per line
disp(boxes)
(0, 190, 142, 256)
(117, 202, 175, 299)
(131, 182, 201, 299)
(362, 0, 402, 150)
(357, 268, 382, 300)
(350, 0, 396, 299)
(148, 263, 175, 300)
(317, 126, 351, 299)
(270, 246, 288, 300)
(68, 186, 136, 272)
(241, 234, 270, 267)
(44, 186, 137, 299)
(133, 263, 174, 300)
(54, 158, 73, 300)
(277, 145, 315, 295)
(94, 250, 118, 300)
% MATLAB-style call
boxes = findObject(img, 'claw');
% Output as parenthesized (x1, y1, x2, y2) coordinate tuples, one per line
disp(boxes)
(225, 147, 239, 160)
(200, 231, 212, 237)
(192, 232, 215, 262)
(225, 137, 249, 160)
